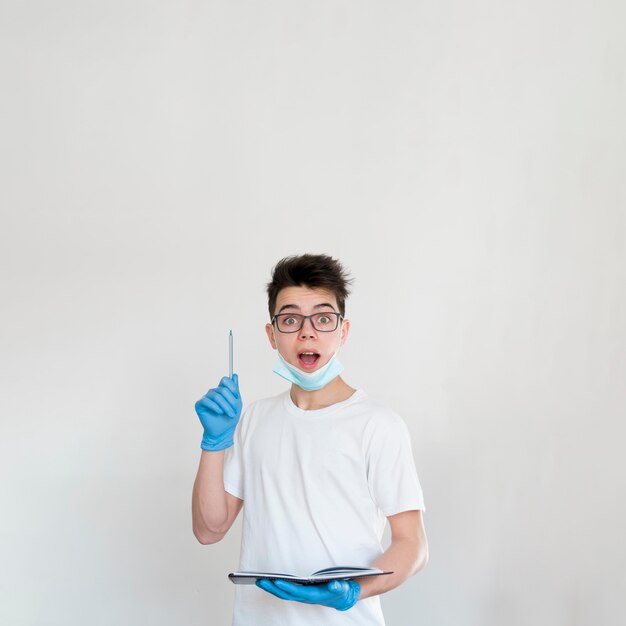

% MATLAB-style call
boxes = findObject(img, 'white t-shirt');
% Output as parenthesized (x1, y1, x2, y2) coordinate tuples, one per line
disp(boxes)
(223, 388, 425, 626)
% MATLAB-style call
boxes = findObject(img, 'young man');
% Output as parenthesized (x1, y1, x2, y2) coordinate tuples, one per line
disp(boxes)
(192, 254, 428, 625)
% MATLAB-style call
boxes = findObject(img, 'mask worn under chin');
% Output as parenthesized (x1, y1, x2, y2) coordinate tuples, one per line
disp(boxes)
(272, 328, 344, 391)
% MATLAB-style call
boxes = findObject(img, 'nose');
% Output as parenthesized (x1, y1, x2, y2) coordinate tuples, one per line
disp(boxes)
(299, 316, 317, 338)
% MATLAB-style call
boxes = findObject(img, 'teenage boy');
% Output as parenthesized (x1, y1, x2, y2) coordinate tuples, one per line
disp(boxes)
(192, 254, 428, 625)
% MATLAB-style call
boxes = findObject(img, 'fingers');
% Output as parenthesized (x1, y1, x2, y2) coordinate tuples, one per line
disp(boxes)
(196, 386, 239, 417)
(272, 580, 304, 597)
(256, 579, 294, 602)
(213, 385, 239, 408)
(208, 389, 237, 418)
(196, 396, 224, 415)
(220, 375, 240, 398)
(272, 579, 335, 604)
(256, 579, 350, 608)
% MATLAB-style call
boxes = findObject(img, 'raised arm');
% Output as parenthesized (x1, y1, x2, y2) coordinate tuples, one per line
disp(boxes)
(191, 374, 244, 544)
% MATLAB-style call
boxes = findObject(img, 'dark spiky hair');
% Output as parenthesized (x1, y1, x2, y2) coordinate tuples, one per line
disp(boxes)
(266, 254, 354, 319)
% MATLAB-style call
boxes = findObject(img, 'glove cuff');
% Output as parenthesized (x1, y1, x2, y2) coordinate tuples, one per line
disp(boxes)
(201, 431, 234, 451)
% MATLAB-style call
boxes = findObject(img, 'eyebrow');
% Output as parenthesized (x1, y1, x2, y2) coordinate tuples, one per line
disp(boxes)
(277, 302, 337, 314)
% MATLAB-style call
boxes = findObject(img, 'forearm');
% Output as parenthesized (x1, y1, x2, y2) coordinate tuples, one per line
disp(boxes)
(357, 536, 428, 600)
(192, 450, 229, 540)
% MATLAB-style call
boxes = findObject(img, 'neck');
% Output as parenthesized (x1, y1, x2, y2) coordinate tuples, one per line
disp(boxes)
(290, 376, 357, 410)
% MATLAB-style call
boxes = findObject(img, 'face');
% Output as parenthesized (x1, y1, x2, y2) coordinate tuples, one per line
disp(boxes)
(265, 286, 350, 371)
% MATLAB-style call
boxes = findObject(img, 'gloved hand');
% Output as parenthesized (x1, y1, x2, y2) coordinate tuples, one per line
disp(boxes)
(194, 374, 242, 451)
(256, 578, 361, 611)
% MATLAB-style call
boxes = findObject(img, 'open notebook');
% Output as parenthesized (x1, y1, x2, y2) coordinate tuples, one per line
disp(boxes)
(229, 566, 393, 585)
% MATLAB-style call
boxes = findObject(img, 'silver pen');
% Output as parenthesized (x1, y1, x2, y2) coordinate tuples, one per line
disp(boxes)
(229, 329, 234, 378)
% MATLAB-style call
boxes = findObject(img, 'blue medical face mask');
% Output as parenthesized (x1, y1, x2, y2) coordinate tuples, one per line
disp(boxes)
(272, 325, 344, 391)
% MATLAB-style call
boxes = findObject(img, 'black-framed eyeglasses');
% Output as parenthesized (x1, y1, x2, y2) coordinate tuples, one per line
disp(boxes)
(271, 312, 343, 333)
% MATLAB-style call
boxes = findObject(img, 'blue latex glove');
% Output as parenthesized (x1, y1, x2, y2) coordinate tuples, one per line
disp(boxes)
(194, 374, 242, 451)
(256, 579, 361, 611)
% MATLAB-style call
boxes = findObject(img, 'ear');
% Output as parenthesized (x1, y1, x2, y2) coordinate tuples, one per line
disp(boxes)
(340, 318, 350, 346)
(265, 323, 277, 350)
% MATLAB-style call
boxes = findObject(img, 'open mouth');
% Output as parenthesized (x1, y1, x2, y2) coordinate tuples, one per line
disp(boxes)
(298, 351, 321, 369)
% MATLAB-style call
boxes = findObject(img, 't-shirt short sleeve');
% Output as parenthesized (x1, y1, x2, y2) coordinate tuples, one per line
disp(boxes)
(366, 413, 425, 516)
(223, 409, 245, 500)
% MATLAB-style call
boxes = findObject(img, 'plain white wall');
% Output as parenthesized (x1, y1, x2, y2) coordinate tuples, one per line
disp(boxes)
(1, 1, 624, 624)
